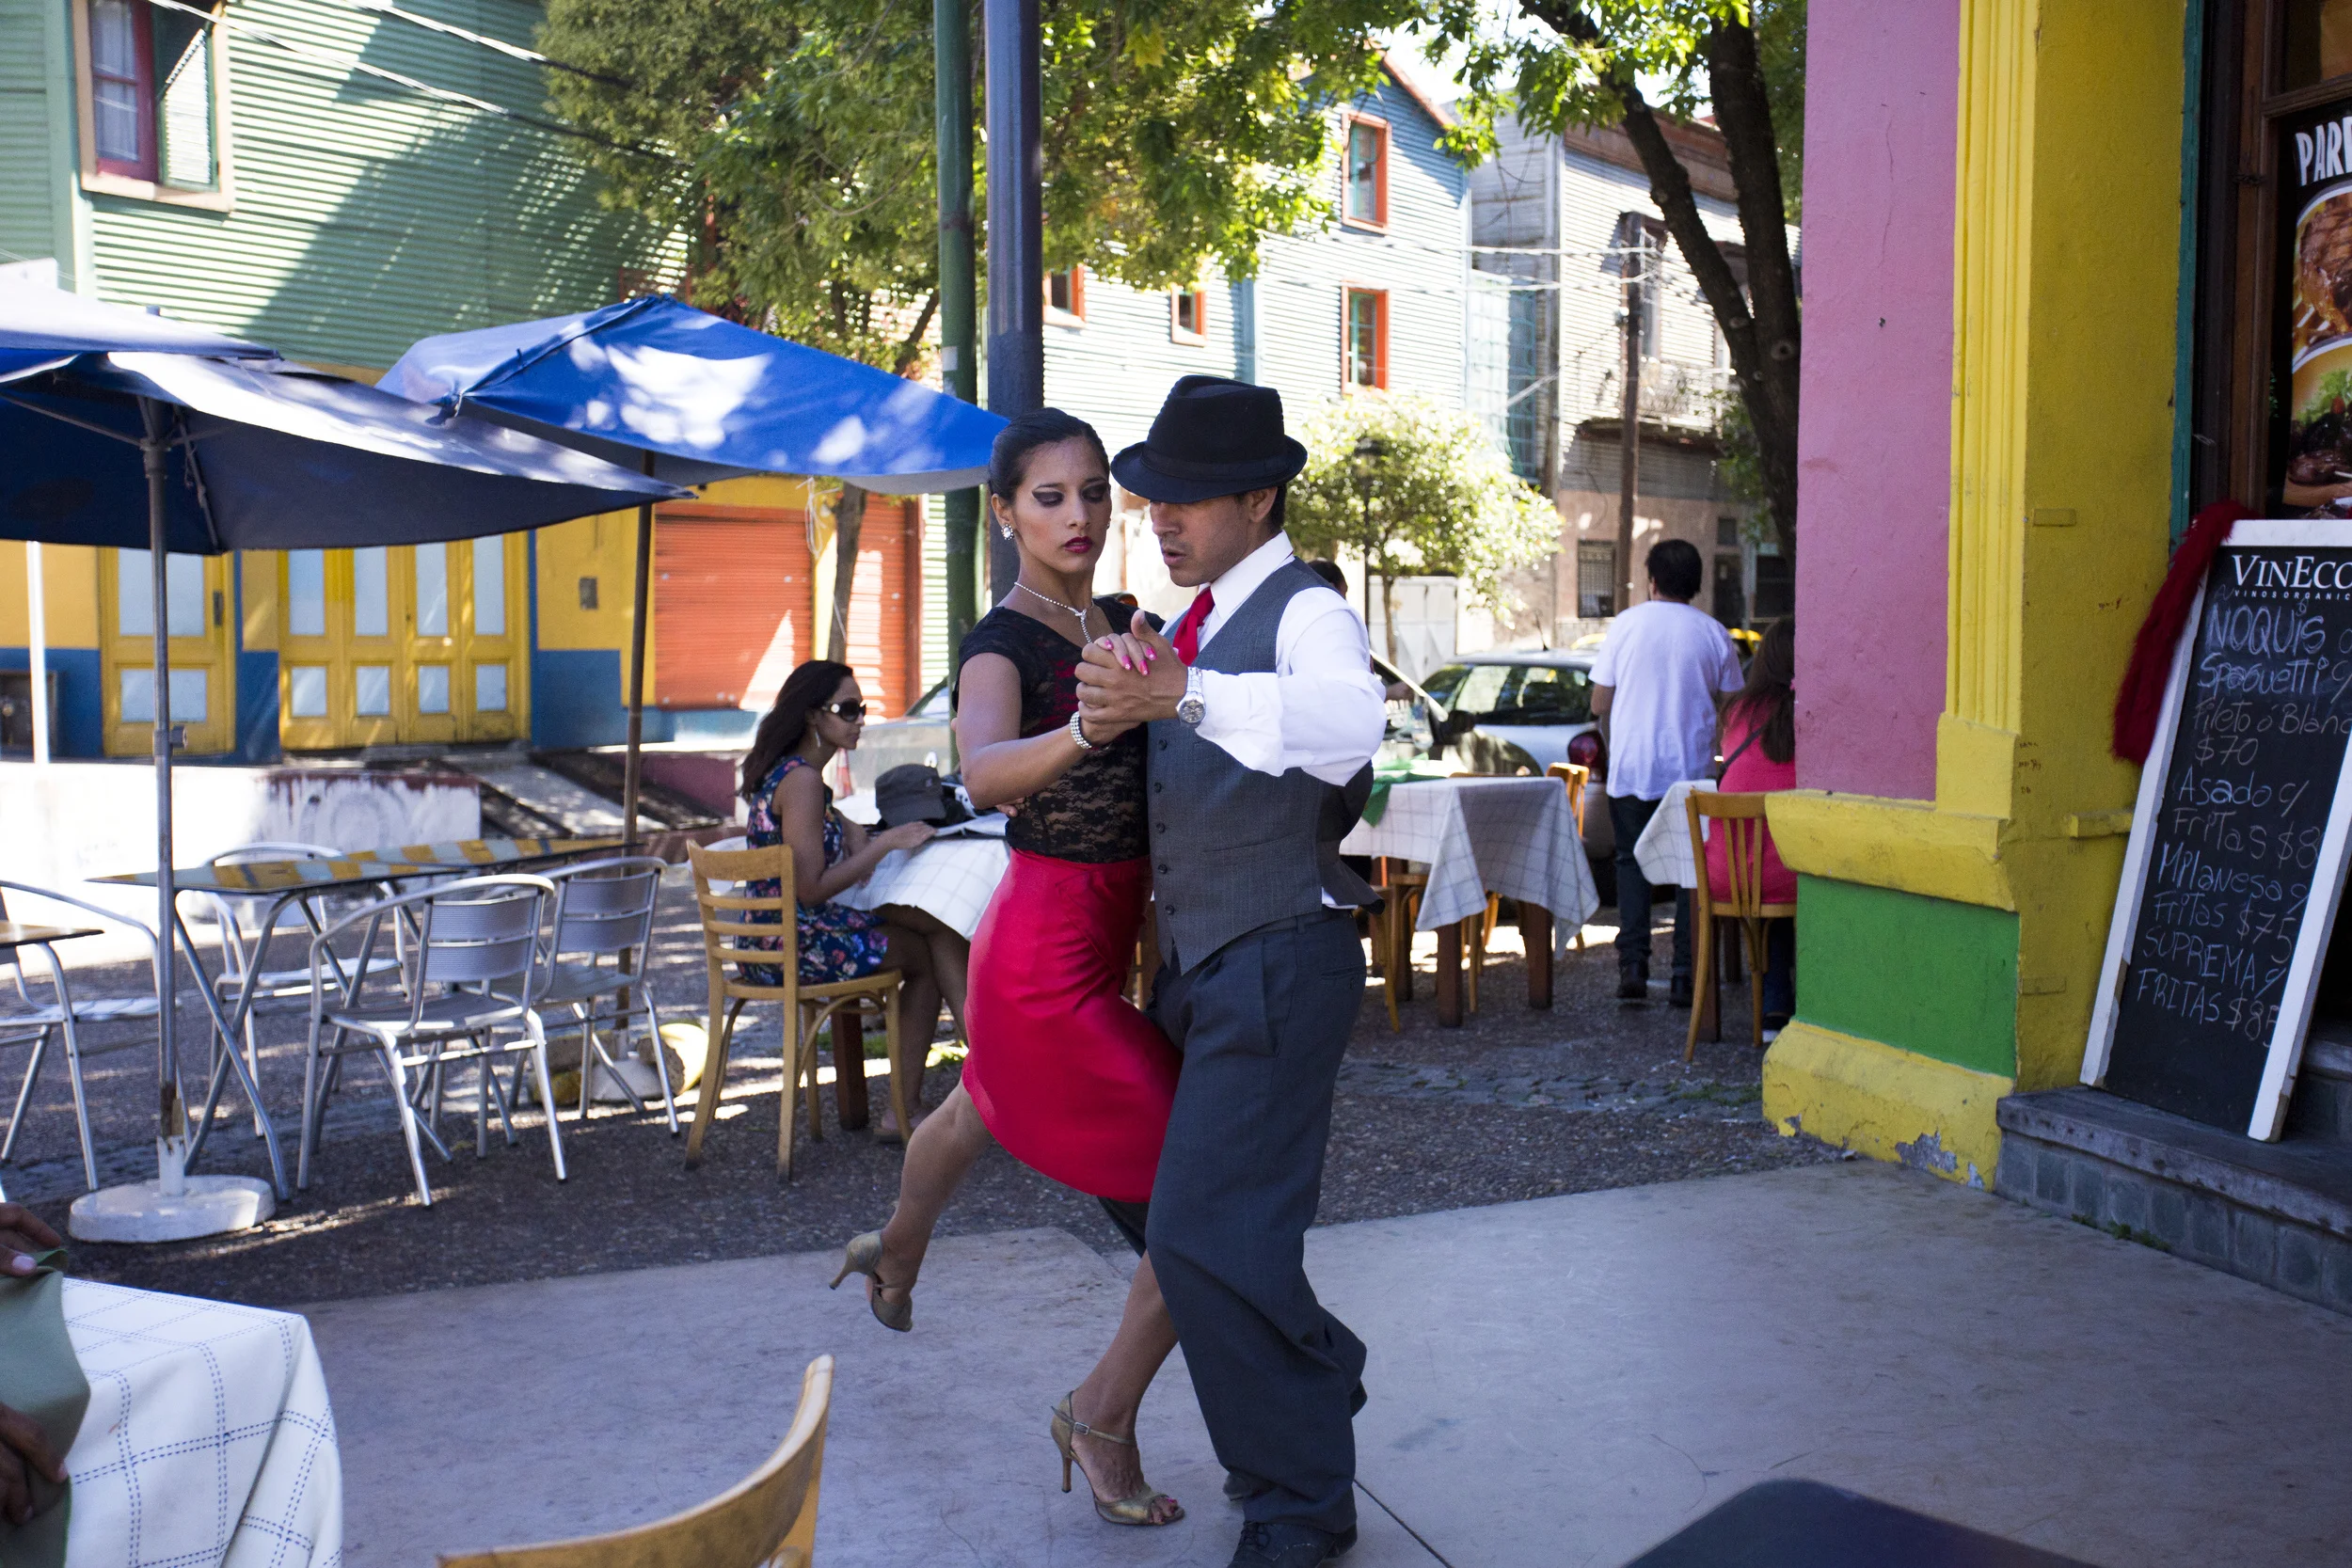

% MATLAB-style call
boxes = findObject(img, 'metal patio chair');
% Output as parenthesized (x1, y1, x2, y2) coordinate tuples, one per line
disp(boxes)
(538, 855, 676, 1132)
(297, 873, 563, 1206)
(0, 880, 165, 1193)
(198, 840, 410, 1135)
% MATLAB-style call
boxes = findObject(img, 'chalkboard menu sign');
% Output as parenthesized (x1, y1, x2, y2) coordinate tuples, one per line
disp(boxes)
(2086, 521, 2352, 1137)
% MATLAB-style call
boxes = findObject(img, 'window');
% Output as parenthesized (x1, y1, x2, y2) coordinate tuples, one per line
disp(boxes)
(1343, 115, 1389, 228)
(1712, 553, 1747, 628)
(1044, 267, 1086, 324)
(89, 0, 152, 177)
(1171, 288, 1207, 343)
(79, 0, 224, 199)
(1578, 541, 1616, 619)
(1343, 288, 1388, 389)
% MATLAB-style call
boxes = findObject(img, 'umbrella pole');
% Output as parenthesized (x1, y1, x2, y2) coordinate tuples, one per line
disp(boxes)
(140, 399, 186, 1182)
(66, 403, 278, 1243)
(621, 467, 654, 849)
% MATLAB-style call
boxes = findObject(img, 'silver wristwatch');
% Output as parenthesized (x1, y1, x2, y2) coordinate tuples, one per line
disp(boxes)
(1068, 708, 1094, 750)
(1176, 667, 1206, 727)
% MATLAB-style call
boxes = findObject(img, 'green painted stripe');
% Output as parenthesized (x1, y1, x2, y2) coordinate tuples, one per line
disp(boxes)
(1791, 875, 2019, 1078)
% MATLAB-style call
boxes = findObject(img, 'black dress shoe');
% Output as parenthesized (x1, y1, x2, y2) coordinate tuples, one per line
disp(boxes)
(1616, 964, 1648, 1001)
(1667, 974, 1693, 1008)
(1230, 1521, 1358, 1567)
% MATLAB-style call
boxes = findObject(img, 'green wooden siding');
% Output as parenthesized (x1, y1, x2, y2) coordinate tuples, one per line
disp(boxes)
(0, 0, 70, 276)
(75, 0, 676, 369)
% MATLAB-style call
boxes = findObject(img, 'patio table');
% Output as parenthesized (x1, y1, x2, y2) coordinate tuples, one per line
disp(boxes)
(1340, 775, 1597, 1025)
(1631, 778, 1710, 892)
(0, 921, 105, 949)
(60, 1276, 342, 1568)
(91, 837, 622, 1178)
(839, 820, 1011, 942)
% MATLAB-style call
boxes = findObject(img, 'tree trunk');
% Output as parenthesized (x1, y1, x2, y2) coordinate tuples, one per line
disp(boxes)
(825, 483, 867, 665)
(1380, 572, 1400, 664)
(1521, 8, 1804, 562)
(1606, 24, 1802, 561)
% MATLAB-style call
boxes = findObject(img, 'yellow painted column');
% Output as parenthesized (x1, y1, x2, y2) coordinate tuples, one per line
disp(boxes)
(1767, 0, 2188, 1171)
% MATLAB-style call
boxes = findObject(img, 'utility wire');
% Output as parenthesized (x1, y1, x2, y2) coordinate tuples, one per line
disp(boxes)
(343, 0, 628, 87)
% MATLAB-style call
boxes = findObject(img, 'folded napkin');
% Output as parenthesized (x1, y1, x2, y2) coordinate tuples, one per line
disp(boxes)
(0, 1248, 90, 1568)
(1359, 759, 1459, 828)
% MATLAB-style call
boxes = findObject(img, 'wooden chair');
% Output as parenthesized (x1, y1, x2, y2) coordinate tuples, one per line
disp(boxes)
(1546, 763, 1592, 951)
(1683, 791, 1797, 1060)
(437, 1354, 834, 1568)
(1369, 857, 1426, 1030)
(682, 841, 907, 1179)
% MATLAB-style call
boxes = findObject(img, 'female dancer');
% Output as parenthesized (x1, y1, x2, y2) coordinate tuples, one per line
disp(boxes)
(738, 661, 966, 1140)
(831, 407, 1186, 1527)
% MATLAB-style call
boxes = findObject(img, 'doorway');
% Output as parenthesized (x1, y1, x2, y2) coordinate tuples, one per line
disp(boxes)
(276, 539, 525, 750)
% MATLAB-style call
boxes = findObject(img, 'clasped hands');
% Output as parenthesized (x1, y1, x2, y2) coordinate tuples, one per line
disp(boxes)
(1074, 610, 1188, 740)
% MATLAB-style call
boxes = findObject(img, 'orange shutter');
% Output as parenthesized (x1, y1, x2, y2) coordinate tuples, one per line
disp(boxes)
(653, 503, 814, 711)
(843, 499, 923, 717)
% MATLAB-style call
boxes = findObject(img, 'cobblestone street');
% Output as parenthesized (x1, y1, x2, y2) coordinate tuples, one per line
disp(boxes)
(4, 878, 1830, 1305)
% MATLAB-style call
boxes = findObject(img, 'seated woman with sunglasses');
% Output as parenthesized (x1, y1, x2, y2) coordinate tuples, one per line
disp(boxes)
(738, 661, 963, 1140)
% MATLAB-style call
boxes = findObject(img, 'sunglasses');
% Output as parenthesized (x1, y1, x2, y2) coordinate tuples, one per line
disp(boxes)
(826, 700, 868, 721)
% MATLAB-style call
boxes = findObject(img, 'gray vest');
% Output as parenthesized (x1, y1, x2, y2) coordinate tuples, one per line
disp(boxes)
(1147, 560, 1375, 973)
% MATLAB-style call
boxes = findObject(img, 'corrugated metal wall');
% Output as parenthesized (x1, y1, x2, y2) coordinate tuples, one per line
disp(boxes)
(80, 0, 677, 370)
(1041, 269, 1242, 457)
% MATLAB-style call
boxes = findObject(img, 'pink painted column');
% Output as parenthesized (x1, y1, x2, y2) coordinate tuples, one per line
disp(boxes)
(1792, 0, 1961, 801)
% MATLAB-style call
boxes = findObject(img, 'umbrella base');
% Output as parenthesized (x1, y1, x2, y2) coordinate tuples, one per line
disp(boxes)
(68, 1176, 277, 1243)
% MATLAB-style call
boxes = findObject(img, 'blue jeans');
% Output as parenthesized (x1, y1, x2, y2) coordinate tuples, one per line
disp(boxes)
(1608, 793, 1692, 981)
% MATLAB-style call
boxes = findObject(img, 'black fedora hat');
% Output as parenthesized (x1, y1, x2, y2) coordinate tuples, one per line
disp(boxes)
(1110, 374, 1309, 503)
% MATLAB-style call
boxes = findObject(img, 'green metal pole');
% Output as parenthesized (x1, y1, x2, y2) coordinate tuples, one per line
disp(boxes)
(936, 0, 979, 667)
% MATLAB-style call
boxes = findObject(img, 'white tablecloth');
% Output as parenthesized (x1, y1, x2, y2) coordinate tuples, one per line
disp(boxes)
(841, 833, 1010, 941)
(1631, 778, 1712, 892)
(1339, 776, 1598, 953)
(62, 1278, 342, 1568)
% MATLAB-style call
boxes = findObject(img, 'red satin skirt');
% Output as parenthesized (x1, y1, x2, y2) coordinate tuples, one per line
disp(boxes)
(962, 850, 1179, 1204)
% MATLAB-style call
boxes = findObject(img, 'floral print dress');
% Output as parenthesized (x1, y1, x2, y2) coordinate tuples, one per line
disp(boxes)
(740, 755, 892, 986)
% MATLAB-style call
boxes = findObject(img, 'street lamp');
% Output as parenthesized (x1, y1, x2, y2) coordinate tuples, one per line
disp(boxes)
(1350, 434, 1386, 625)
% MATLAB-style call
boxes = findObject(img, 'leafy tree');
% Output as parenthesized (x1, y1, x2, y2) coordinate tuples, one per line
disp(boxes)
(1286, 396, 1561, 660)
(540, 0, 1430, 666)
(1443, 0, 1805, 559)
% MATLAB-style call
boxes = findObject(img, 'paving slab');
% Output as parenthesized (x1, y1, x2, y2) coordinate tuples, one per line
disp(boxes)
(302, 1164, 2352, 1568)
(306, 1227, 1436, 1568)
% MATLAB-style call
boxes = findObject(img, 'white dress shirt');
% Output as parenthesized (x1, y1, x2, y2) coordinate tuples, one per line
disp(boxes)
(1184, 533, 1389, 784)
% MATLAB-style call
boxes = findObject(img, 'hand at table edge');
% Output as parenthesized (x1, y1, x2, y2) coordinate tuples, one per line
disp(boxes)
(0, 1203, 60, 1276)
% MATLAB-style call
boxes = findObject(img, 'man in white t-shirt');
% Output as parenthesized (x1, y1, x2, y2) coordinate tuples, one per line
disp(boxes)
(1590, 538, 1744, 1004)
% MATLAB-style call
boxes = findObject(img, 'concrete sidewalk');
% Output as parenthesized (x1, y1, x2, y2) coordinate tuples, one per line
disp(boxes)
(305, 1164, 2352, 1567)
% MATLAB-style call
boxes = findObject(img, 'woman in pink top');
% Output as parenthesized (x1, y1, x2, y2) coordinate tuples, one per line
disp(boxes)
(1705, 617, 1797, 1027)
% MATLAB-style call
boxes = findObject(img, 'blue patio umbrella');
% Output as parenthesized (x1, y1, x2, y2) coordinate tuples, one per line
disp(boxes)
(385, 297, 1007, 837)
(0, 296, 685, 1203)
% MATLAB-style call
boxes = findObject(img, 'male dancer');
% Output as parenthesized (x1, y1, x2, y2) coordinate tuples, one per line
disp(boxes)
(1075, 374, 1387, 1568)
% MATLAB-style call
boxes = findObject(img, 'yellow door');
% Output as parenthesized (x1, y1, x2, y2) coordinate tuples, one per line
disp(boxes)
(277, 539, 525, 750)
(101, 548, 233, 755)
(457, 535, 523, 744)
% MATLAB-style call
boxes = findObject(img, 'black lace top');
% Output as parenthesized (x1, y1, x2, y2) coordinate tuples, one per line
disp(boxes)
(955, 599, 1157, 864)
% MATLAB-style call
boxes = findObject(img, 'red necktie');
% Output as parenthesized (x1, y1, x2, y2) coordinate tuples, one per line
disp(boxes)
(1171, 587, 1214, 664)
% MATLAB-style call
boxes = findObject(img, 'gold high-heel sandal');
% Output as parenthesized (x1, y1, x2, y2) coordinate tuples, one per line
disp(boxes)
(1050, 1392, 1184, 1527)
(828, 1231, 913, 1332)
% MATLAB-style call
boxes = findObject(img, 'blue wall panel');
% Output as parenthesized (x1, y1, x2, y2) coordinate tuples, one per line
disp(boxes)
(0, 646, 103, 757)
(236, 650, 279, 762)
